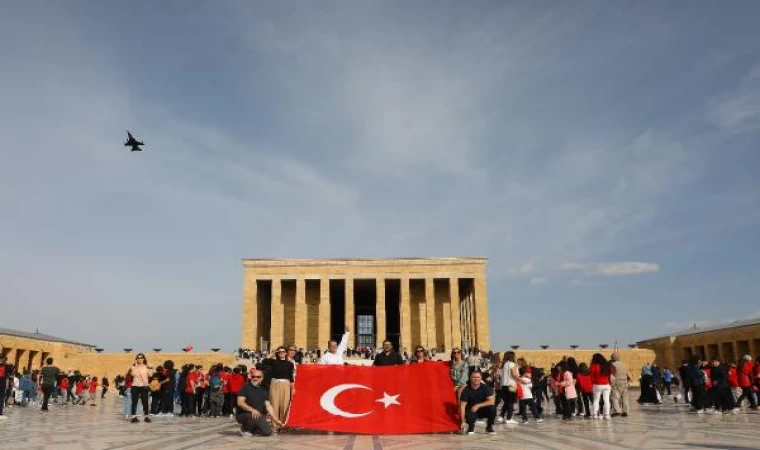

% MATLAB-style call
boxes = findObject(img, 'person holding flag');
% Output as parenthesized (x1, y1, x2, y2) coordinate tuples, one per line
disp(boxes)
(318, 326, 350, 365)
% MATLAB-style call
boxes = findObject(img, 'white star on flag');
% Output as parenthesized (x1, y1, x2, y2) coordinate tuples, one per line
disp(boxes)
(375, 392, 401, 409)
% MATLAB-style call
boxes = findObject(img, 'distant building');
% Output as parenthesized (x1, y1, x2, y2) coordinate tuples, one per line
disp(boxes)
(0, 327, 96, 372)
(637, 317, 760, 369)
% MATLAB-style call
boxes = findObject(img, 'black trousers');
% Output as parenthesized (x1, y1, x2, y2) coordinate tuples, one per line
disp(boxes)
(580, 392, 593, 417)
(195, 388, 204, 415)
(561, 394, 576, 419)
(150, 392, 161, 414)
(130, 386, 150, 416)
(223, 392, 234, 415)
(499, 387, 517, 420)
(236, 412, 273, 436)
(531, 386, 544, 414)
(737, 387, 758, 409)
(690, 385, 705, 411)
(181, 391, 195, 416)
(161, 388, 174, 414)
(519, 398, 540, 421)
(464, 405, 496, 431)
(41, 384, 54, 411)
(101, 386, 108, 398)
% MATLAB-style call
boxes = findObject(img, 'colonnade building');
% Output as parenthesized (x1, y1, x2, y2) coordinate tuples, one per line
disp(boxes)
(638, 317, 760, 369)
(241, 257, 491, 353)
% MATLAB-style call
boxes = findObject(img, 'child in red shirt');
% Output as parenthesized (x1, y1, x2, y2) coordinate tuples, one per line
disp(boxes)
(59, 377, 69, 405)
(75, 380, 85, 405)
(88, 377, 98, 406)
(576, 363, 594, 418)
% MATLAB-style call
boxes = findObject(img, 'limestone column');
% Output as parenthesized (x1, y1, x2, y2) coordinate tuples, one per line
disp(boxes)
(241, 274, 258, 349)
(345, 278, 355, 349)
(440, 280, 452, 352)
(319, 278, 331, 350)
(400, 275, 412, 354)
(294, 277, 306, 349)
(473, 275, 491, 350)
(270, 278, 283, 348)
(376, 278, 386, 348)
(425, 278, 436, 351)
(450, 279, 461, 350)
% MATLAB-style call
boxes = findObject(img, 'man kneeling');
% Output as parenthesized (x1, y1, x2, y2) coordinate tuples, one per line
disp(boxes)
(236, 369, 283, 437)
(460, 370, 496, 434)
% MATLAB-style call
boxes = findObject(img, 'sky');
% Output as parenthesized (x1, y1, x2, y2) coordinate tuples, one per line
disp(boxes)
(1, 1, 759, 353)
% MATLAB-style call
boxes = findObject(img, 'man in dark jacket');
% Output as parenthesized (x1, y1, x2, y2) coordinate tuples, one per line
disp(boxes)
(678, 361, 691, 404)
(373, 340, 405, 366)
(687, 356, 705, 412)
(710, 359, 735, 413)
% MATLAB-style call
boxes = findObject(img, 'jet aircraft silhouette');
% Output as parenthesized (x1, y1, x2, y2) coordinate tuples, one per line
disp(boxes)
(124, 131, 144, 152)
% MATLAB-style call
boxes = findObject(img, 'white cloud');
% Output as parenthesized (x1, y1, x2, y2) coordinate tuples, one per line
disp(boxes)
(707, 64, 760, 132)
(594, 262, 660, 276)
(529, 276, 548, 285)
(560, 261, 660, 276)
(508, 262, 535, 276)
(560, 262, 587, 271)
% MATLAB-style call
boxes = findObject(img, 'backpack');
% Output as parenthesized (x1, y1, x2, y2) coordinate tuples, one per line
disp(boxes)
(210, 373, 222, 390)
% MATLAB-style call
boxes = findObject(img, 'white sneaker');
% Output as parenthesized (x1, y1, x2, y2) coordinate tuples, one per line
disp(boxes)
(0, 415, 7, 420)
(535, 418, 545, 423)
(496, 416, 504, 423)
(696, 410, 704, 414)
(240, 430, 253, 437)
(505, 419, 519, 425)
(603, 415, 611, 420)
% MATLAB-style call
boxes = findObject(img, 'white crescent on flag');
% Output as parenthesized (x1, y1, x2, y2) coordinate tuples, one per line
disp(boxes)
(319, 384, 374, 418)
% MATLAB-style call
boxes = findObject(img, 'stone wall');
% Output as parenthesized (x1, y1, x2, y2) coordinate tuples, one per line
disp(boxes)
(60, 352, 237, 381)
(0, 334, 93, 372)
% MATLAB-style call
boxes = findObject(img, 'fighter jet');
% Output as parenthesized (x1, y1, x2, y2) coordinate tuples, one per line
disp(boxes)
(124, 131, 145, 152)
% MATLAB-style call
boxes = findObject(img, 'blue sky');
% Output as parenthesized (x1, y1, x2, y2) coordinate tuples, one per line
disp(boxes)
(1, 1, 759, 352)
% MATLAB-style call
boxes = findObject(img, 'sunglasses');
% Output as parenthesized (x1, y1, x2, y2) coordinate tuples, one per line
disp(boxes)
(251, 376, 263, 379)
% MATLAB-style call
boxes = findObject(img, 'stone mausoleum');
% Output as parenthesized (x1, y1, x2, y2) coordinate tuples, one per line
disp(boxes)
(241, 257, 491, 353)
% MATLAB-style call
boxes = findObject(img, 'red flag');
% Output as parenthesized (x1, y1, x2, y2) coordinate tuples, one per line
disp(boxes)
(287, 363, 460, 434)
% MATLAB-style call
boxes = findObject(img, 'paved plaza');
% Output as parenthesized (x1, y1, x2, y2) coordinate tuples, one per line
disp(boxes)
(1, 393, 759, 450)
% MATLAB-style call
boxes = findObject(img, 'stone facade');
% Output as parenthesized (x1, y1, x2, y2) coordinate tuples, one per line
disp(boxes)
(0, 331, 94, 372)
(241, 257, 490, 353)
(638, 319, 760, 370)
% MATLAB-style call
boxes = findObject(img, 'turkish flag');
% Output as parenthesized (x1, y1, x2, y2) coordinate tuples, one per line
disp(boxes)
(286, 363, 460, 434)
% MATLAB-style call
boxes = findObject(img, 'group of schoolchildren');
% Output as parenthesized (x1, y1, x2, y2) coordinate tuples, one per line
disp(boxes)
(3, 369, 105, 408)
(117, 359, 251, 419)
(675, 354, 760, 414)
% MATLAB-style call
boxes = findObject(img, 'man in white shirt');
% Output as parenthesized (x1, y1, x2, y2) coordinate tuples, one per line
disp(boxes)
(318, 326, 350, 365)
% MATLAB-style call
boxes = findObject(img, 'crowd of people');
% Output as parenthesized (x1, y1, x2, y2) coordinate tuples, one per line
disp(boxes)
(2, 336, 759, 437)
(0, 354, 110, 420)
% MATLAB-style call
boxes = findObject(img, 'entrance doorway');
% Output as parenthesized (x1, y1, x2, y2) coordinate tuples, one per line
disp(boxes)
(354, 280, 376, 349)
